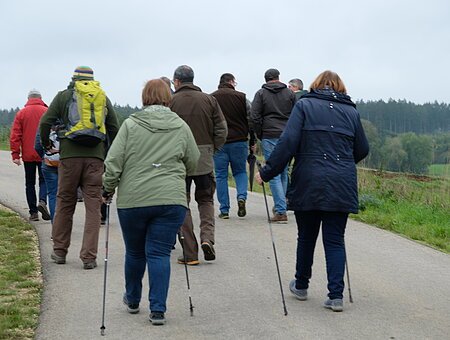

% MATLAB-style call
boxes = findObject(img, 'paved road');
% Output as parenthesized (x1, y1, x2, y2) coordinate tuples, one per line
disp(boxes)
(0, 150, 449, 339)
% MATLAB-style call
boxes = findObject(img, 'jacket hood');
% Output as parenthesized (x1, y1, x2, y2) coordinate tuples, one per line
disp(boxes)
(262, 81, 287, 93)
(129, 105, 184, 132)
(175, 83, 202, 93)
(303, 88, 356, 107)
(25, 98, 48, 107)
(218, 83, 235, 90)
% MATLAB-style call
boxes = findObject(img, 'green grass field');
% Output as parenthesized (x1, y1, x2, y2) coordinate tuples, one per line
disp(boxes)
(428, 163, 450, 178)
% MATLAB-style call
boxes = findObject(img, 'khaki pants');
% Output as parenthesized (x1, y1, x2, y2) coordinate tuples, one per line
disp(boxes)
(52, 158, 103, 262)
(180, 173, 216, 260)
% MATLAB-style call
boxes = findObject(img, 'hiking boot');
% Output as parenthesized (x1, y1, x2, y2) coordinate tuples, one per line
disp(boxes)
(51, 251, 66, 264)
(289, 279, 308, 301)
(123, 295, 140, 314)
(270, 213, 288, 224)
(177, 256, 199, 266)
(29, 212, 39, 221)
(323, 298, 343, 312)
(237, 199, 246, 217)
(38, 201, 51, 221)
(218, 212, 229, 219)
(149, 311, 166, 325)
(201, 242, 216, 261)
(83, 260, 97, 270)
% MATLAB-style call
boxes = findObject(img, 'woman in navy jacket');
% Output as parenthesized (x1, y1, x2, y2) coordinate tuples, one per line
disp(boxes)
(256, 70, 369, 312)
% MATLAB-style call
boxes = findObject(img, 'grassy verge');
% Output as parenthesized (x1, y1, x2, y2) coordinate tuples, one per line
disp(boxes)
(0, 141, 9, 151)
(428, 164, 450, 178)
(0, 206, 42, 339)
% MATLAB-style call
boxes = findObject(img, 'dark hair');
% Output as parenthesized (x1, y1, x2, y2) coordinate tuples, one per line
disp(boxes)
(289, 78, 303, 90)
(264, 68, 280, 82)
(310, 70, 347, 94)
(219, 73, 235, 84)
(142, 79, 171, 107)
(173, 65, 194, 83)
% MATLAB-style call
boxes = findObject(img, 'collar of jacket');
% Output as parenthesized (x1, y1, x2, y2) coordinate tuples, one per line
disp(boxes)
(303, 88, 356, 107)
(175, 83, 202, 93)
(25, 98, 48, 107)
(218, 83, 235, 90)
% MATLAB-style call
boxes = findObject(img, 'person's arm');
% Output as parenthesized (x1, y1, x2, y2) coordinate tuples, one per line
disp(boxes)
(182, 124, 201, 176)
(40, 93, 62, 149)
(34, 131, 44, 159)
(10, 112, 23, 163)
(250, 91, 263, 140)
(105, 97, 120, 144)
(353, 114, 370, 163)
(103, 120, 128, 194)
(211, 97, 228, 151)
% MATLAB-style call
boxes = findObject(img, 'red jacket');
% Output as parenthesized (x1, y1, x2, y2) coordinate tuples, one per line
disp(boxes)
(10, 98, 48, 162)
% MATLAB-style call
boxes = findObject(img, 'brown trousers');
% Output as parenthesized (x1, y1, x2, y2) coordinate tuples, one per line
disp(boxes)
(180, 173, 216, 260)
(52, 158, 103, 262)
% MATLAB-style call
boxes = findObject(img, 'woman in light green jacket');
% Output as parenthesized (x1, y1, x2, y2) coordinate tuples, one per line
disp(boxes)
(103, 79, 199, 325)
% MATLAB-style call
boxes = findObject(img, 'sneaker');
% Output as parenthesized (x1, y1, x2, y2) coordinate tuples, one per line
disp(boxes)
(83, 260, 97, 270)
(289, 279, 308, 301)
(51, 251, 66, 264)
(237, 199, 246, 217)
(38, 201, 51, 221)
(201, 242, 216, 261)
(323, 298, 343, 312)
(29, 212, 39, 221)
(149, 311, 166, 325)
(123, 295, 140, 314)
(218, 212, 229, 219)
(270, 213, 288, 224)
(177, 256, 199, 266)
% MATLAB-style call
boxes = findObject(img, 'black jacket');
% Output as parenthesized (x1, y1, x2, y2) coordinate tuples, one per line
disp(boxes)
(250, 81, 296, 139)
(259, 88, 369, 213)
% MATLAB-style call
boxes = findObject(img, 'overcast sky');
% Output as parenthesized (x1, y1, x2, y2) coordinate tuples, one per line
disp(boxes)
(1, 0, 449, 109)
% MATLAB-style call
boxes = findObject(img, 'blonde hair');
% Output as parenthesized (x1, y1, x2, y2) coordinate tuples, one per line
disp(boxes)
(310, 70, 347, 94)
(142, 79, 171, 106)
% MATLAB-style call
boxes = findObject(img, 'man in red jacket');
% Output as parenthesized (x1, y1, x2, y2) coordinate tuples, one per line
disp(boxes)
(10, 89, 51, 221)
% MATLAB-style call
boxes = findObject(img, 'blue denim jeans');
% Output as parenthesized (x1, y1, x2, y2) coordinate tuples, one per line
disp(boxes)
(294, 211, 348, 299)
(24, 161, 47, 214)
(118, 205, 187, 313)
(213, 141, 248, 213)
(41, 164, 58, 221)
(261, 139, 288, 214)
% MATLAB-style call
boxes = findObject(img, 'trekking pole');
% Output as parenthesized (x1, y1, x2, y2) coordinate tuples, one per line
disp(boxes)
(344, 242, 354, 303)
(257, 162, 288, 316)
(179, 232, 194, 316)
(100, 203, 111, 336)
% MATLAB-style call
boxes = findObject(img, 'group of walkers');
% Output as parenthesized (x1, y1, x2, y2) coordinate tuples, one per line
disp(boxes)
(9, 64, 368, 325)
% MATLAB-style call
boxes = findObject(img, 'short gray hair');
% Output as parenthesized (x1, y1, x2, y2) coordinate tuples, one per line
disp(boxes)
(288, 78, 304, 90)
(173, 65, 194, 83)
(28, 89, 41, 99)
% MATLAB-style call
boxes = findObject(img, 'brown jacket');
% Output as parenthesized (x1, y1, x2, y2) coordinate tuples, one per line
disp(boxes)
(170, 83, 227, 176)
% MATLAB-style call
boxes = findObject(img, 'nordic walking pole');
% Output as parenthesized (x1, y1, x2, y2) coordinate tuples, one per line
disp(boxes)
(257, 162, 288, 316)
(100, 203, 111, 336)
(344, 243, 354, 303)
(179, 232, 194, 316)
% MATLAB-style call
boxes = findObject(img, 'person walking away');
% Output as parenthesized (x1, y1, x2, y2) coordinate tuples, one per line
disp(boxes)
(256, 70, 369, 312)
(10, 89, 50, 221)
(103, 79, 200, 325)
(211, 73, 253, 219)
(251, 68, 296, 223)
(40, 66, 120, 269)
(288, 78, 308, 101)
(170, 65, 227, 265)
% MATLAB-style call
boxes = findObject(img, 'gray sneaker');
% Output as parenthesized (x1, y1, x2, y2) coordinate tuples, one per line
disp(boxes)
(289, 279, 307, 301)
(83, 260, 97, 270)
(51, 251, 66, 264)
(323, 298, 343, 312)
(38, 201, 51, 221)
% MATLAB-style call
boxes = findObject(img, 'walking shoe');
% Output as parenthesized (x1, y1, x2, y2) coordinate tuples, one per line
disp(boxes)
(218, 212, 229, 219)
(83, 260, 97, 270)
(38, 201, 51, 221)
(29, 212, 39, 221)
(101, 218, 106, 225)
(237, 199, 246, 217)
(289, 279, 308, 301)
(323, 298, 344, 312)
(270, 213, 288, 224)
(51, 251, 66, 264)
(177, 256, 199, 266)
(123, 295, 140, 314)
(149, 311, 166, 325)
(201, 242, 216, 261)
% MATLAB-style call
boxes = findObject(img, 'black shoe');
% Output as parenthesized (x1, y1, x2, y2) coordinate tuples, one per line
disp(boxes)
(201, 242, 216, 261)
(83, 260, 97, 270)
(123, 295, 140, 314)
(101, 219, 106, 225)
(51, 251, 66, 264)
(218, 212, 229, 219)
(29, 212, 39, 221)
(149, 312, 166, 325)
(237, 199, 246, 217)
(38, 201, 51, 221)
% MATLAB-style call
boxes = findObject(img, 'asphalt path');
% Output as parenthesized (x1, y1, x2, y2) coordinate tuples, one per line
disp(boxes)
(0, 150, 449, 339)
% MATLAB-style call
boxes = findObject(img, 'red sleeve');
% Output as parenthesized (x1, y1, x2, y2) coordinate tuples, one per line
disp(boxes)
(10, 111, 23, 160)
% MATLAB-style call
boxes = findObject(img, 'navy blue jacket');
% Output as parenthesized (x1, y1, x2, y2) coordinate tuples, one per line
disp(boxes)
(259, 89, 369, 213)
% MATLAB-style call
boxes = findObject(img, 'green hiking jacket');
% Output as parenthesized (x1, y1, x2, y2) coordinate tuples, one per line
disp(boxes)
(103, 105, 200, 209)
(39, 80, 120, 160)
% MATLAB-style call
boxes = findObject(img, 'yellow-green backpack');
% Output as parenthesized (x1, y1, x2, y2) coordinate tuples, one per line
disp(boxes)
(65, 80, 107, 146)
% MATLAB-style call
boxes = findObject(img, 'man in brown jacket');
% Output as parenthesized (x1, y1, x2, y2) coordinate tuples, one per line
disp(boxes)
(170, 65, 227, 265)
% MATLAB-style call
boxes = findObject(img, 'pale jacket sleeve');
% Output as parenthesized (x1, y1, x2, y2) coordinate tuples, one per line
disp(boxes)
(182, 123, 201, 176)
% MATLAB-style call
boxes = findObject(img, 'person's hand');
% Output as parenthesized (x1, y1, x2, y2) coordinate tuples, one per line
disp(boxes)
(255, 171, 263, 185)
(102, 190, 114, 204)
(12, 159, 21, 166)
